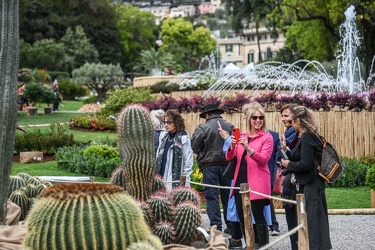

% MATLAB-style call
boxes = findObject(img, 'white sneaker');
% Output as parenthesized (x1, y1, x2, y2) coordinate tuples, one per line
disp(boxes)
(271, 230, 280, 236)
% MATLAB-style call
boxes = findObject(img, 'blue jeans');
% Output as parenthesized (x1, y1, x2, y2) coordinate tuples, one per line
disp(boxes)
(203, 165, 232, 232)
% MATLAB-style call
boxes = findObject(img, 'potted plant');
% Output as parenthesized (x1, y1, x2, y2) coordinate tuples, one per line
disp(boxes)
(42, 88, 55, 114)
(365, 164, 375, 208)
(24, 82, 45, 116)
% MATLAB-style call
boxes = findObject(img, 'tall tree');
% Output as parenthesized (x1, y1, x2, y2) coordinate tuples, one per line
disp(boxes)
(20, 39, 65, 70)
(161, 18, 217, 69)
(221, 0, 274, 61)
(116, 5, 158, 72)
(0, 0, 19, 224)
(134, 48, 177, 75)
(19, 0, 122, 66)
(72, 62, 124, 103)
(60, 26, 99, 74)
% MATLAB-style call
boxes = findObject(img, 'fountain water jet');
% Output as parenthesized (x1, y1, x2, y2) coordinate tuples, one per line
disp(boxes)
(167, 5, 374, 99)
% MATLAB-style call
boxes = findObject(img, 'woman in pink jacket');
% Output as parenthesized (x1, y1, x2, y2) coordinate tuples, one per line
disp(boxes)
(226, 102, 273, 249)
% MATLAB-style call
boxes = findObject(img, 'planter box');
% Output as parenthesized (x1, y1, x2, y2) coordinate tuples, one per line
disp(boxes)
(44, 106, 52, 115)
(372, 189, 375, 208)
(26, 106, 38, 116)
(20, 151, 43, 163)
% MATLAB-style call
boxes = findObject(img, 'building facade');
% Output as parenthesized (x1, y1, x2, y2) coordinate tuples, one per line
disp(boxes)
(218, 26, 286, 66)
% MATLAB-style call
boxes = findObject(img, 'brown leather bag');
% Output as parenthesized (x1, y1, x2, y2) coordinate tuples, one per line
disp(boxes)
(273, 167, 285, 195)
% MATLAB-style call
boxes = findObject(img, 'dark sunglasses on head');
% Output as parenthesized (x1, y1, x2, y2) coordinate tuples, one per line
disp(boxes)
(251, 116, 264, 121)
(163, 120, 174, 125)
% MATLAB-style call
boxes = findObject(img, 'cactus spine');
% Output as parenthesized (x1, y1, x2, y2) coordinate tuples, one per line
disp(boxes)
(0, 0, 20, 224)
(173, 202, 201, 244)
(24, 183, 162, 250)
(117, 105, 155, 201)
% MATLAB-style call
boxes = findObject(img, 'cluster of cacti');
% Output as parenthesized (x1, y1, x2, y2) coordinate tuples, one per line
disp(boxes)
(7, 173, 51, 220)
(24, 183, 162, 250)
(117, 105, 202, 246)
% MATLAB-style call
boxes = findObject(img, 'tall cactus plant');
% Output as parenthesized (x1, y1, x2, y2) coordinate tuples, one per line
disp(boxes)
(24, 183, 162, 250)
(117, 105, 155, 201)
(0, 0, 20, 224)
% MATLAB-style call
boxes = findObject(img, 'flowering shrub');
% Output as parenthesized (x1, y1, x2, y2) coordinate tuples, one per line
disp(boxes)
(71, 90, 375, 131)
(190, 163, 203, 192)
(70, 114, 117, 131)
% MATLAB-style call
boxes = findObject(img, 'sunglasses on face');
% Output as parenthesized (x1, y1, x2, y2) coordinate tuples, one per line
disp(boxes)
(163, 120, 174, 125)
(251, 116, 264, 121)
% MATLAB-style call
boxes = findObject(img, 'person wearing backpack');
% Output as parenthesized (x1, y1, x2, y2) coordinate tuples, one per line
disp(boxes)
(280, 105, 332, 250)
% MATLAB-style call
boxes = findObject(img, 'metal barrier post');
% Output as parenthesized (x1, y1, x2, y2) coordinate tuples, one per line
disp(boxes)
(240, 183, 256, 250)
(180, 175, 186, 187)
(296, 194, 309, 250)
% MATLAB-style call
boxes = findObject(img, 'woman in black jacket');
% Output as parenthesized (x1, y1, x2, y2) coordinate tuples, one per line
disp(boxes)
(280, 106, 332, 250)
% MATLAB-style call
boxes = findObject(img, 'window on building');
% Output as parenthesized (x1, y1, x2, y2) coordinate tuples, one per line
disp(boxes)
(247, 36, 255, 42)
(258, 52, 266, 61)
(225, 45, 233, 53)
(258, 34, 267, 40)
(267, 48, 272, 59)
(248, 53, 254, 63)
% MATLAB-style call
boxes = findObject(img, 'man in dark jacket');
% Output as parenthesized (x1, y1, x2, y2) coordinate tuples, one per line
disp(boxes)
(191, 103, 234, 233)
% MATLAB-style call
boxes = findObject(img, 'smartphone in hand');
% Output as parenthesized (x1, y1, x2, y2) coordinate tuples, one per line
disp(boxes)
(277, 146, 289, 160)
(232, 128, 240, 142)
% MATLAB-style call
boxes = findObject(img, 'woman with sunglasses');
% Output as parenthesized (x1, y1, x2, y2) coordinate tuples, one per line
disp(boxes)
(280, 106, 332, 250)
(155, 109, 194, 191)
(226, 102, 273, 249)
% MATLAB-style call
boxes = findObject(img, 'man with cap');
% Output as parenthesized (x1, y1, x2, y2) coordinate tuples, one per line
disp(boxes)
(191, 103, 234, 234)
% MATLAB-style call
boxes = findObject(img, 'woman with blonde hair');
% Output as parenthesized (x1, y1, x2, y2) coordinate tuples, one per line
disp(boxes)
(280, 105, 332, 250)
(226, 102, 273, 249)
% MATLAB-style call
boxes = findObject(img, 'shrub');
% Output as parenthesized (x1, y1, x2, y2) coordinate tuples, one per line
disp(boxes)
(55, 144, 121, 178)
(14, 123, 75, 155)
(150, 81, 179, 94)
(329, 157, 369, 188)
(100, 87, 155, 115)
(58, 79, 86, 100)
(365, 164, 375, 190)
(190, 162, 203, 192)
(70, 114, 117, 131)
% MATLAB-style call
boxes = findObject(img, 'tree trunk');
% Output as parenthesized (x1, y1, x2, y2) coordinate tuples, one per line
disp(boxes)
(255, 20, 262, 62)
(0, 0, 19, 224)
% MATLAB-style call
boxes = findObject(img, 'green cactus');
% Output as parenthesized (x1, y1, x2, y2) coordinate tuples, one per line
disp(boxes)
(152, 175, 167, 193)
(26, 184, 38, 198)
(170, 186, 200, 207)
(8, 176, 26, 196)
(28, 197, 37, 211)
(109, 166, 126, 189)
(138, 201, 154, 227)
(117, 105, 155, 201)
(9, 191, 28, 221)
(27, 177, 42, 186)
(17, 172, 31, 182)
(0, 0, 20, 224)
(147, 193, 174, 223)
(24, 183, 162, 250)
(173, 202, 201, 244)
(44, 182, 52, 187)
(153, 222, 175, 245)
(36, 184, 47, 196)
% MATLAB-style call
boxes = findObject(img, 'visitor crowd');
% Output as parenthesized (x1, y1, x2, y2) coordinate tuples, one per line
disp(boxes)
(151, 101, 331, 250)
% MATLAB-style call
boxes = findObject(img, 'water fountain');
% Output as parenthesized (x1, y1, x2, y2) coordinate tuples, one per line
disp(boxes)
(167, 5, 375, 99)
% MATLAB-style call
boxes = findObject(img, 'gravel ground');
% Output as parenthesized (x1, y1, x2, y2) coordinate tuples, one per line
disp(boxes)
(200, 213, 375, 249)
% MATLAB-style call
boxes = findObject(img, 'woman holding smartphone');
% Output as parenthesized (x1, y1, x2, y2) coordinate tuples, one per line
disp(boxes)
(226, 102, 273, 249)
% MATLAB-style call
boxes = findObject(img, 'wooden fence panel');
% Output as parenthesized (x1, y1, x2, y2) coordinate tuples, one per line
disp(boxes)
(182, 111, 375, 159)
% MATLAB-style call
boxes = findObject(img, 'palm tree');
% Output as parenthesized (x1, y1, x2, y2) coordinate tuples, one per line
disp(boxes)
(134, 48, 179, 75)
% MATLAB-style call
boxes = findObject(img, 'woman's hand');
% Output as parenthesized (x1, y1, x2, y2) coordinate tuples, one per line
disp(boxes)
(280, 134, 287, 151)
(281, 158, 290, 168)
(218, 128, 229, 140)
(238, 137, 254, 156)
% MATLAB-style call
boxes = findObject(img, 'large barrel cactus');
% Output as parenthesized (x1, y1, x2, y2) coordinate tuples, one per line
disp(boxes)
(117, 105, 155, 201)
(0, 0, 20, 224)
(24, 183, 162, 250)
